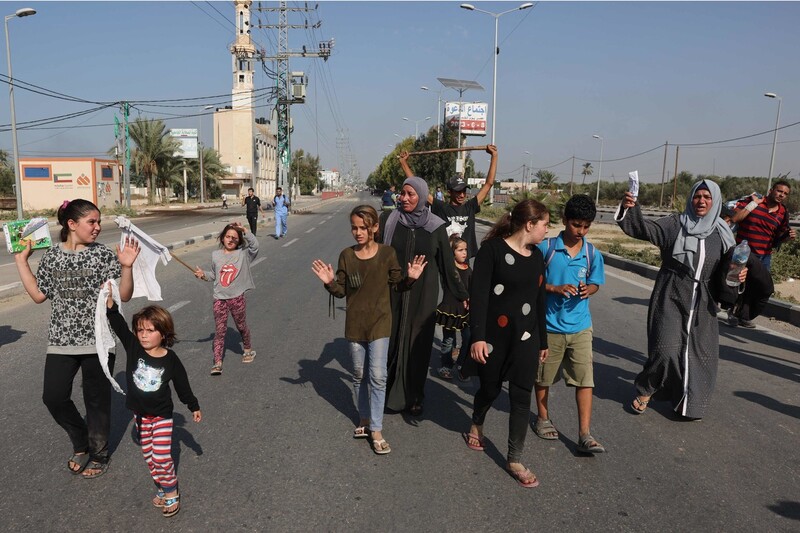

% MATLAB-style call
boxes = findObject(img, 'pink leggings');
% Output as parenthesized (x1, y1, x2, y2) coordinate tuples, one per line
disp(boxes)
(213, 294, 251, 363)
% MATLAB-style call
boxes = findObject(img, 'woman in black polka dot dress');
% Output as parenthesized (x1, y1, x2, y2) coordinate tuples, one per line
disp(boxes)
(461, 199, 550, 488)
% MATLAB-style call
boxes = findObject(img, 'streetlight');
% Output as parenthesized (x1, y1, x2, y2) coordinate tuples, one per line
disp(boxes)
(402, 116, 431, 139)
(198, 104, 214, 204)
(524, 150, 533, 191)
(592, 134, 604, 204)
(421, 85, 445, 148)
(5, 7, 36, 219)
(764, 92, 782, 192)
(460, 2, 532, 204)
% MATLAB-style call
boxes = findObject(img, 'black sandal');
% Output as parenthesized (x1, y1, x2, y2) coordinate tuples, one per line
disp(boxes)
(81, 460, 109, 479)
(409, 403, 423, 416)
(68, 453, 90, 475)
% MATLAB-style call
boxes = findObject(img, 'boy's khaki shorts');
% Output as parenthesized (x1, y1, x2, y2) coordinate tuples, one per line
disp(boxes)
(536, 328, 594, 387)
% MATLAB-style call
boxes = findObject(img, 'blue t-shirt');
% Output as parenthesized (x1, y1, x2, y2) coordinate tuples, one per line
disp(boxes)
(536, 233, 605, 334)
(273, 195, 290, 214)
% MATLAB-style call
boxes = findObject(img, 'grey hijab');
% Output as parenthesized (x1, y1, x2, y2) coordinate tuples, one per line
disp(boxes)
(672, 179, 736, 273)
(382, 176, 444, 245)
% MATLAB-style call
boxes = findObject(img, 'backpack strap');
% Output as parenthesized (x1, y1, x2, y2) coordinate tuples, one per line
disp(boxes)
(584, 241, 595, 274)
(544, 237, 557, 268)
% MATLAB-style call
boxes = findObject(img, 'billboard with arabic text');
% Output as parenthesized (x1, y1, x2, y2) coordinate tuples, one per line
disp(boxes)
(444, 102, 488, 136)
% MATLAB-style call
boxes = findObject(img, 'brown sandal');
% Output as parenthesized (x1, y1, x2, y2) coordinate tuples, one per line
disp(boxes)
(506, 465, 540, 488)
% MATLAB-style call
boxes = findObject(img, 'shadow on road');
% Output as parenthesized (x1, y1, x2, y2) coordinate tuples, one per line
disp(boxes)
(766, 500, 800, 521)
(719, 344, 800, 384)
(0, 324, 25, 349)
(612, 296, 650, 307)
(733, 390, 800, 420)
(279, 337, 354, 422)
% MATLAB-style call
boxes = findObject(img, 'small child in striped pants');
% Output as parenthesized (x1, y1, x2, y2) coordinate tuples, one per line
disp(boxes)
(106, 292, 201, 518)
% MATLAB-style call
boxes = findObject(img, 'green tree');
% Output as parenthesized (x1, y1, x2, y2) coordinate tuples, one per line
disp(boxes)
(0, 150, 14, 197)
(291, 149, 322, 195)
(535, 170, 558, 189)
(581, 162, 593, 184)
(127, 118, 181, 205)
(186, 146, 228, 199)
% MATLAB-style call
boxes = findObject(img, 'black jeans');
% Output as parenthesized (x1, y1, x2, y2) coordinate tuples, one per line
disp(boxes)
(472, 379, 533, 463)
(42, 353, 115, 464)
(246, 213, 258, 235)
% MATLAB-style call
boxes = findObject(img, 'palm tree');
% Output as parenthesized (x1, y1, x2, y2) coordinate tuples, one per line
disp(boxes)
(535, 169, 558, 189)
(581, 162, 593, 184)
(128, 118, 181, 205)
(187, 146, 228, 198)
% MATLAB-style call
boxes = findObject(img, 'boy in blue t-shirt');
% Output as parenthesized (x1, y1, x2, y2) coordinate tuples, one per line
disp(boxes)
(533, 194, 606, 454)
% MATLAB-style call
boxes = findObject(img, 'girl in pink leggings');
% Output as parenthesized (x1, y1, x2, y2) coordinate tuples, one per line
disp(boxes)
(194, 222, 259, 375)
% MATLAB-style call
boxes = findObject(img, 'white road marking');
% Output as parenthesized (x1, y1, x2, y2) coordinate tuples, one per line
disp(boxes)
(282, 238, 299, 247)
(305, 227, 315, 233)
(167, 301, 190, 313)
(252, 257, 266, 267)
(318, 220, 326, 225)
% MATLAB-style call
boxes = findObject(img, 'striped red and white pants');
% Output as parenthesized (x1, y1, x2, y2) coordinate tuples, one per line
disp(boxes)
(135, 414, 177, 492)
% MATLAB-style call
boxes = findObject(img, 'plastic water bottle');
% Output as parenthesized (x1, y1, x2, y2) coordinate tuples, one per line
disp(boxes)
(726, 241, 750, 287)
(575, 267, 587, 298)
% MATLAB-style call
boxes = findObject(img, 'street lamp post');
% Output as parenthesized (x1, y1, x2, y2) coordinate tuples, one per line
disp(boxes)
(460, 2, 533, 204)
(403, 116, 431, 139)
(198, 104, 214, 204)
(524, 150, 533, 191)
(5, 7, 36, 219)
(592, 134, 604, 205)
(421, 85, 444, 148)
(764, 92, 782, 192)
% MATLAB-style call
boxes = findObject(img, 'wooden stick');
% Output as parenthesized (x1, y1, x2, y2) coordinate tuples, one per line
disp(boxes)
(406, 145, 489, 157)
(170, 250, 198, 274)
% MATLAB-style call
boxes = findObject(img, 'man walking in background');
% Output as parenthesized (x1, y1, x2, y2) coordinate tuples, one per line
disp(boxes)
(273, 187, 291, 239)
(243, 187, 264, 235)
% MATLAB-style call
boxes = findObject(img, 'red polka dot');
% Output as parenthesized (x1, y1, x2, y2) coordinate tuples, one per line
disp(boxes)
(539, 274, 544, 286)
(497, 315, 509, 327)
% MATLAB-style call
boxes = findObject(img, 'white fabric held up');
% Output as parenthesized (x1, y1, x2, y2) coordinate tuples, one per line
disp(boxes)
(95, 279, 125, 395)
(115, 216, 172, 301)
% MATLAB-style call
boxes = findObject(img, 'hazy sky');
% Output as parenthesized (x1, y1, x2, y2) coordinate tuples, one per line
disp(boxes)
(2, 1, 799, 187)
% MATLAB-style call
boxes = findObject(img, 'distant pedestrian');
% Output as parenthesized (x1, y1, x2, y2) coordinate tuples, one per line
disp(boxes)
(377, 177, 469, 416)
(461, 199, 549, 488)
(533, 194, 606, 454)
(194, 222, 258, 375)
(273, 187, 291, 239)
(105, 295, 201, 518)
(221, 193, 228, 209)
(435, 186, 445, 202)
(13, 199, 140, 478)
(435, 235, 472, 381)
(615, 180, 743, 420)
(399, 144, 498, 259)
(242, 187, 265, 235)
(381, 185, 398, 212)
(312, 205, 427, 455)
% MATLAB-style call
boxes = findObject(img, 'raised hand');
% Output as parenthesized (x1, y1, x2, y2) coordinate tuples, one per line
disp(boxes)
(311, 259, 335, 285)
(485, 144, 497, 156)
(406, 255, 428, 280)
(116, 237, 141, 267)
(193, 267, 207, 280)
(14, 239, 33, 264)
(622, 191, 637, 209)
(398, 150, 409, 162)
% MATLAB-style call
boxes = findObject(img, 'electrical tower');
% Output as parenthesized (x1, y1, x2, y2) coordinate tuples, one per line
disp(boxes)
(254, 1, 333, 199)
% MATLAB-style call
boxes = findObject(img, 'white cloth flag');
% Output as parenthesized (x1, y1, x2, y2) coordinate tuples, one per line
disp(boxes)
(95, 279, 125, 395)
(115, 216, 172, 301)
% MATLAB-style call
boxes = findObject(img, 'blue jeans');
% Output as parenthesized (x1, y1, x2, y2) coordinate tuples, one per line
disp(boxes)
(440, 326, 471, 368)
(275, 212, 288, 237)
(753, 252, 772, 272)
(350, 337, 389, 431)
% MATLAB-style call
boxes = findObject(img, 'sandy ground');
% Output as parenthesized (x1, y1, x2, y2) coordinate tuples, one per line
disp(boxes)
(589, 224, 800, 303)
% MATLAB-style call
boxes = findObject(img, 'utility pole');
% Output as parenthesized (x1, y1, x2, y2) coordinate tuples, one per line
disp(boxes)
(671, 145, 680, 209)
(659, 141, 668, 207)
(570, 155, 575, 196)
(120, 101, 131, 209)
(254, 2, 333, 203)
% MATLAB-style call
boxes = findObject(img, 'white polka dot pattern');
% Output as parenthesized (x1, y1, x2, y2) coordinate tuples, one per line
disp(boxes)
(487, 343, 494, 354)
(522, 303, 531, 315)
(493, 284, 504, 295)
(521, 331, 531, 341)
(505, 253, 515, 265)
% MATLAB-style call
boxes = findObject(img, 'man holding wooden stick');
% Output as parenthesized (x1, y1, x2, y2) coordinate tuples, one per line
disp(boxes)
(399, 144, 497, 259)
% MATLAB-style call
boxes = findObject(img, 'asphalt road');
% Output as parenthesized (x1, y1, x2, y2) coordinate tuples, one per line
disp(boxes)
(1, 194, 798, 532)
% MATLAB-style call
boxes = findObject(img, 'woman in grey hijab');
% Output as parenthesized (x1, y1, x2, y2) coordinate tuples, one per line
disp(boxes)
(378, 177, 469, 416)
(614, 180, 741, 420)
